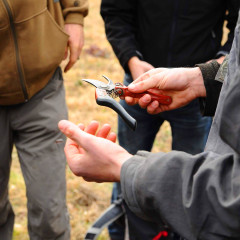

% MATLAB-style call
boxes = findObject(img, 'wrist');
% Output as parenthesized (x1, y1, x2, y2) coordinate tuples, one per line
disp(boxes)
(113, 153, 132, 182)
(216, 56, 225, 64)
(128, 56, 140, 70)
(189, 67, 206, 98)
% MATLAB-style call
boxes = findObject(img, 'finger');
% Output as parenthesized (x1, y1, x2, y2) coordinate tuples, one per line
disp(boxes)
(138, 94, 152, 109)
(129, 75, 163, 93)
(131, 68, 165, 84)
(58, 120, 92, 149)
(94, 123, 117, 142)
(107, 132, 117, 143)
(78, 123, 85, 131)
(96, 124, 112, 138)
(147, 106, 167, 115)
(128, 70, 167, 93)
(130, 71, 151, 85)
(146, 101, 161, 114)
(63, 46, 68, 60)
(64, 44, 79, 72)
(125, 96, 138, 106)
(84, 121, 99, 135)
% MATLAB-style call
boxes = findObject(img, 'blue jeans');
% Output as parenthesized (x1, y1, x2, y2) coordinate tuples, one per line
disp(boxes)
(108, 74, 212, 240)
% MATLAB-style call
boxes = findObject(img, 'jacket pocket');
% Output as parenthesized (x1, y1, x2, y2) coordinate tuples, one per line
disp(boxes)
(11, 0, 46, 23)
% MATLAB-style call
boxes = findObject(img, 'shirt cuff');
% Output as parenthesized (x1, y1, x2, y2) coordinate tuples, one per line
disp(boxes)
(64, 12, 85, 25)
(121, 50, 144, 73)
(195, 61, 221, 116)
(195, 61, 220, 81)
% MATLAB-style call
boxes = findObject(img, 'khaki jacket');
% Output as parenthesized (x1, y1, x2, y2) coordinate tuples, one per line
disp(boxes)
(0, 0, 88, 105)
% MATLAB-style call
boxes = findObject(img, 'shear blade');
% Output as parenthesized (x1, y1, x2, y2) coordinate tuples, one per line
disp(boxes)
(82, 79, 108, 88)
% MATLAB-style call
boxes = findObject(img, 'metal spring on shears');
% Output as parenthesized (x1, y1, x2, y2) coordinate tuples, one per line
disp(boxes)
(108, 89, 119, 98)
(107, 83, 124, 99)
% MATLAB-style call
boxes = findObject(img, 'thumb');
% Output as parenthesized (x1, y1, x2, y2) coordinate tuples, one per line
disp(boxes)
(58, 120, 91, 148)
(128, 75, 160, 93)
(128, 68, 168, 92)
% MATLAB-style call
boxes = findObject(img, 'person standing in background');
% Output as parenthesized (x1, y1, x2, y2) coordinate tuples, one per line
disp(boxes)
(0, 0, 88, 239)
(100, 0, 239, 239)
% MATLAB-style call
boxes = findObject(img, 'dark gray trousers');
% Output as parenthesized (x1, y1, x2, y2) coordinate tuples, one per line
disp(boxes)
(0, 68, 70, 240)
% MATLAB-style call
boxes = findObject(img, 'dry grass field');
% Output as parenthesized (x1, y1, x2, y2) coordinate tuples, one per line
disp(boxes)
(9, 1, 229, 239)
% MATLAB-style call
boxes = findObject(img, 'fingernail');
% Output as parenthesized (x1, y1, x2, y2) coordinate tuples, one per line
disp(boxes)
(63, 126, 74, 137)
(152, 101, 159, 108)
(128, 84, 135, 90)
(58, 120, 71, 134)
(142, 95, 151, 103)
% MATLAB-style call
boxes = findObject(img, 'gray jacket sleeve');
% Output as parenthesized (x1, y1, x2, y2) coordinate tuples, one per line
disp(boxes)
(121, 150, 240, 240)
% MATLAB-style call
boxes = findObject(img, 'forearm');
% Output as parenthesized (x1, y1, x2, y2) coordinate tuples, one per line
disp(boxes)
(100, 0, 140, 72)
(121, 150, 240, 239)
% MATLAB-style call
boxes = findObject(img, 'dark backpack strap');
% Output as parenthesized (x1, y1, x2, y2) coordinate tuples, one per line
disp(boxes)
(84, 198, 125, 240)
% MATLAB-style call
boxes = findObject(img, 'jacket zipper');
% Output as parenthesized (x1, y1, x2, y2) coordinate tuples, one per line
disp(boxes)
(167, 0, 180, 67)
(3, 0, 29, 102)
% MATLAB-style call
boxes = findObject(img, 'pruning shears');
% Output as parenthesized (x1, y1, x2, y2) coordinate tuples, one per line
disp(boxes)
(82, 75, 172, 131)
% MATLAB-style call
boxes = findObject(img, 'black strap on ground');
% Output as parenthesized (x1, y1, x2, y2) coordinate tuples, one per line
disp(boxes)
(84, 198, 125, 240)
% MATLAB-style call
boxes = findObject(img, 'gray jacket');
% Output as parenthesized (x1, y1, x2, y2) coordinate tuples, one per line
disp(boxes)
(121, 11, 240, 240)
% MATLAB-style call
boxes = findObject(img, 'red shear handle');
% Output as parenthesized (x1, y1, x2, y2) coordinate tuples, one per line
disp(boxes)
(115, 86, 172, 105)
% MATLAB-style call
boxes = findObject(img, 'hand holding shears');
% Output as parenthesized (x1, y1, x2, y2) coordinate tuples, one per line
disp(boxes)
(82, 75, 172, 130)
